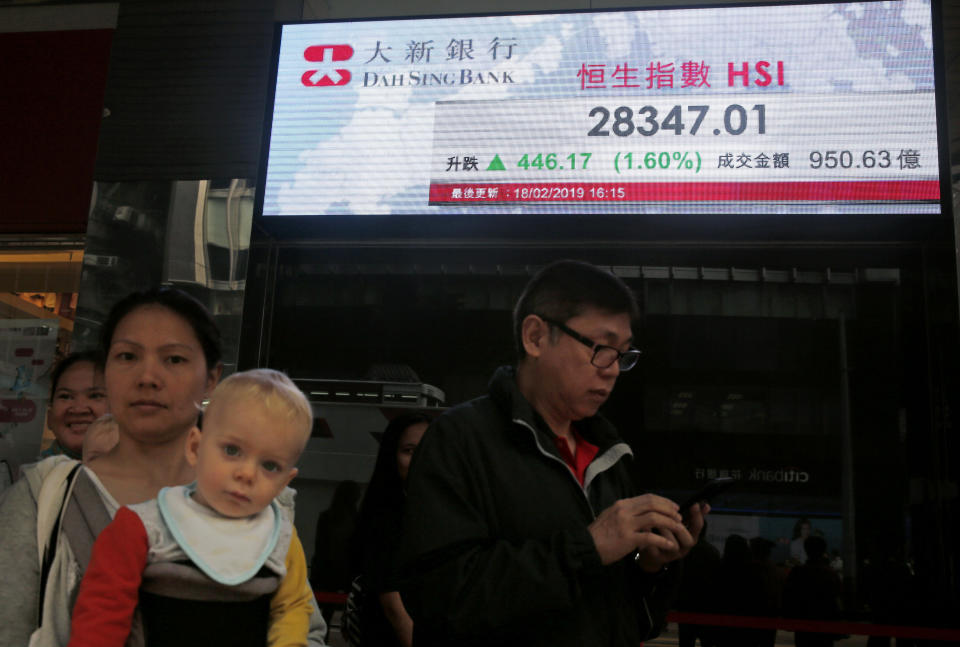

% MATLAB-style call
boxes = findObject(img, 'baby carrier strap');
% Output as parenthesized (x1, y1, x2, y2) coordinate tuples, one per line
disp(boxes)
(36, 463, 114, 636)
(59, 467, 113, 573)
(141, 561, 280, 601)
(38, 465, 111, 620)
(37, 462, 82, 623)
(139, 561, 280, 647)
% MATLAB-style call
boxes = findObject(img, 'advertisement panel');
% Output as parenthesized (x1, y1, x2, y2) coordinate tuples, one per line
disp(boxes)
(261, 1, 942, 216)
(0, 320, 57, 490)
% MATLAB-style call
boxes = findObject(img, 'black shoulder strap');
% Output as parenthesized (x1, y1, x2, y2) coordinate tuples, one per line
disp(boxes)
(37, 462, 82, 625)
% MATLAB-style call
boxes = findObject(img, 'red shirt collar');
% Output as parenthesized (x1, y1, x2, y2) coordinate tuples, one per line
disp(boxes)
(552, 428, 599, 486)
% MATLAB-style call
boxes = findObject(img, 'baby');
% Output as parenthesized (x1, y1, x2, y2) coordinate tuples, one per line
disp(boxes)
(80, 413, 118, 463)
(68, 369, 315, 647)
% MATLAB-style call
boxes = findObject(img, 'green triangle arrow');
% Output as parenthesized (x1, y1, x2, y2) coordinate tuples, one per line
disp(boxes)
(486, 154, 506, 171)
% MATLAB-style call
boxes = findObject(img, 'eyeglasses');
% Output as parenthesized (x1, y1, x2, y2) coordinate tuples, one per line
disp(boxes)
(539, 316, 642, 372)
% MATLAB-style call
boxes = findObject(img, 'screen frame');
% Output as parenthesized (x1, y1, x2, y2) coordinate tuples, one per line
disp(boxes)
(252, 0, 953, 244)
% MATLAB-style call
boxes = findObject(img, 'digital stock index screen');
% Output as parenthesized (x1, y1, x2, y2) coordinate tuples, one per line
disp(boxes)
(259, 1, 944, 218)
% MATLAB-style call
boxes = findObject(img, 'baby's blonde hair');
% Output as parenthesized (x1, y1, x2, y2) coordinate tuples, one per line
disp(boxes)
(204, 368, 313, 451)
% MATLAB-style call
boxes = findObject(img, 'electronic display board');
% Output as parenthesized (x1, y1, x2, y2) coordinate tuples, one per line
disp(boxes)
(259, 1, 943, 217)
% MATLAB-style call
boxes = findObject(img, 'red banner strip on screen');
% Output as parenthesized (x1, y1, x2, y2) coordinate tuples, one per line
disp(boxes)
(666, 612, 960, 641)
(427, 180, 940, 203)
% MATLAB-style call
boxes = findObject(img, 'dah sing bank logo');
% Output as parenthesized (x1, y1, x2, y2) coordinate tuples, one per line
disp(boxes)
(301, 44, 353, 87)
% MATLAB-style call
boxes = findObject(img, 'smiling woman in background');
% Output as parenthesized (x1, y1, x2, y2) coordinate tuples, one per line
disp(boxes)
(39, 351, 108, 460)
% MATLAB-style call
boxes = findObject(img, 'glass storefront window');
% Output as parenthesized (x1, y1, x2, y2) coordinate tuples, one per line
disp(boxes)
(240, 242, 959, 641)
(75, 179, 255, 376)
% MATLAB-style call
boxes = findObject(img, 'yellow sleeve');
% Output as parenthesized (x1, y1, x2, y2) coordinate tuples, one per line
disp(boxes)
(268, 527, 315, 647)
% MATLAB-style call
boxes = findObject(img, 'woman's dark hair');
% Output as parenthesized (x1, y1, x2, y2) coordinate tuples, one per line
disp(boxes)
(49, 350, 104, 398)
(99, 287, 222, 370)
(360, 412, 432, 514)
(352, 412, 432, 577)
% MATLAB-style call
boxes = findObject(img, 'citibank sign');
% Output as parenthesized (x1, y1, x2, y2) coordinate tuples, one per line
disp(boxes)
(747, 468, 810, 484)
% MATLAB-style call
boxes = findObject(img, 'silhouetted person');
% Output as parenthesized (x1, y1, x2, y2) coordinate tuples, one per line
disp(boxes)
(312, 480, 362, 591)
(714, 534, 757, 647)
(708, 534, 780, 647)
(749, 537, 781, 647)
(312, 480, 362, 635)
(862, 547, 918, 647)
(783, 535, 843, 647)
(677, 521, 721, 647)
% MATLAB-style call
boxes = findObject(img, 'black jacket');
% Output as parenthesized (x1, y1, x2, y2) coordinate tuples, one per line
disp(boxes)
(398, 366, 677, 647)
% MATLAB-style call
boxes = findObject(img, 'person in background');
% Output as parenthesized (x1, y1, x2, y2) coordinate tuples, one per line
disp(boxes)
(398, 260, 706, 647)
(748, 537, 781, 647)
(790, 517, 813, 565)
(714, 534, 754, 647)
(0, 287, 327, 646)
(311, 479, 361, 636)
(676, 520, 721, 647)
(80, 414, 119, 464)
(351, 412, 431, 647)
(783, 535, 844, 647)
(312, 480, 362, 593)
(39, 351, 108, 459)
(69, 369, 316, 647)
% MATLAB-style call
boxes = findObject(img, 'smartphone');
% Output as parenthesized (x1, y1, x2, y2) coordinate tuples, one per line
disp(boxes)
(679, 477, 735, 518)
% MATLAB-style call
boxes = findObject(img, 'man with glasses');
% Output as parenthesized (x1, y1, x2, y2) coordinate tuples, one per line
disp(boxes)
(400, 260, 707, 647)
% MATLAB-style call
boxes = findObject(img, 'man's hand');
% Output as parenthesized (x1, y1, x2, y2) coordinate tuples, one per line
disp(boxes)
(633, 500, 709, 573)
(587, 495, 708, 572)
